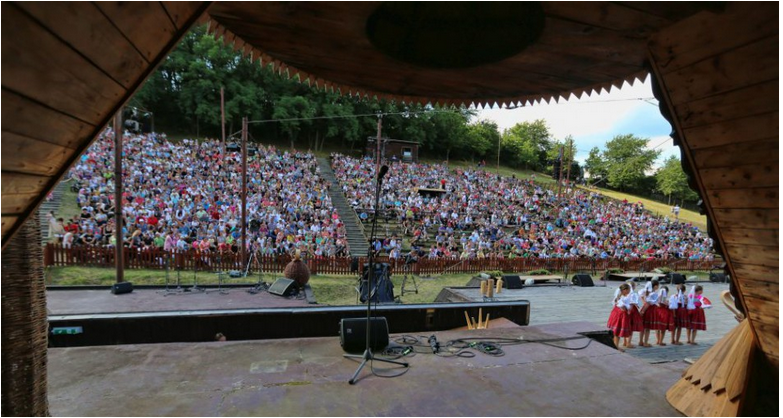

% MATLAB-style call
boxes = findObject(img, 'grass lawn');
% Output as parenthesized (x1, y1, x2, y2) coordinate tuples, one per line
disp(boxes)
(47, 266, 480, 306)
(581, 186, 707, 231)
(55, 184, 82, 221)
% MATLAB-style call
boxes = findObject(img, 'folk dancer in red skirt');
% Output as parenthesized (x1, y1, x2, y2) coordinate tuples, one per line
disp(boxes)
(655, 286, 674, 346)
(687, 285, 710, 344)
(667, 285, 683, 345)
(673, 284, 689, 345)
(627, 281, 644, 348)
(607, 283, 633, 351)
(639, 280, 660, 348)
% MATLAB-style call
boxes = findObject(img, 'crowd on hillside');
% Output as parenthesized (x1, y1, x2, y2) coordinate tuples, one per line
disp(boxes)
(50, 129, 350, 258)
(330, 153, 714, 261)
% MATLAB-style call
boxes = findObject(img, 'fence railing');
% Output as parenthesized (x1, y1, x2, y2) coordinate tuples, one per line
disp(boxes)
(44, 244, 717, 276)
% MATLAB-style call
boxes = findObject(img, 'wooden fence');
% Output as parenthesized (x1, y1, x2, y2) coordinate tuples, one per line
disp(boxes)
(44, 244, 716, 275)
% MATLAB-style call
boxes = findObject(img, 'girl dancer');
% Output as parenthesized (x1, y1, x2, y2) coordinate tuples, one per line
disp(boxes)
(656, 286, 673, 346)
(668, 285, 682, 345)
(627, 281, 644, 348)
(607, 283, 633, 350)
(640, 280, 660, 347)
(687, 285, 710, 344)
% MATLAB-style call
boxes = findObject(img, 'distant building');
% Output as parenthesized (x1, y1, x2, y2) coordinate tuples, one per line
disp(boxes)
(366, 137, 419, 163)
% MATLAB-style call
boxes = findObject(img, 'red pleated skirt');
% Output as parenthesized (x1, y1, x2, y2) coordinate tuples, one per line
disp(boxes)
(643, 304, 658, 329)
(675, 307, 690, 329)
(657, 307, 675, 331)
(607, 306, 632, 337)
(629, 306, 644, 332)
(689, 308, 707, 331)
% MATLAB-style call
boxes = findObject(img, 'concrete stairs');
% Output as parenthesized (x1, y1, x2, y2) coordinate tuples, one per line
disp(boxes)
(37, 180, 68, 245)
(316, 157, 369, 257)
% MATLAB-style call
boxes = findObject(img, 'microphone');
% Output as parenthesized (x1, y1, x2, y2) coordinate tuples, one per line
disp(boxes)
(428, 335, 440, 354)
(377, 165, 389, 181)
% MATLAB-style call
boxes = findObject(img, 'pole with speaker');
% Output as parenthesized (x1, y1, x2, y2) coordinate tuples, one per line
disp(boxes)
(343, 163, 408, 384)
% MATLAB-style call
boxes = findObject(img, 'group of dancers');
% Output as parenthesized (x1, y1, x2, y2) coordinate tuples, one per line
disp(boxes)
(607, 280, 710, 351)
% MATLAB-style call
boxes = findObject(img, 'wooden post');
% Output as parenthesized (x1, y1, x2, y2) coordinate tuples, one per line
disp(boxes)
(114, 110, 124, 283)
(376, 116, 382, 176)
(220, 87, 226, 158)
(241, 116, 248, 268)
(557, 145, 564, 197)
(1, 219, 50, 416)
(565, 143, 572, 192)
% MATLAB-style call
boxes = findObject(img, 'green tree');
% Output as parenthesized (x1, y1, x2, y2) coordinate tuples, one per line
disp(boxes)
(467, 120, 501, 161)
(273, 96, 315, 149)
(656, 156, 698, 204)
(500, 120, 553, 170)
(603, 134, 661, 193)
(584, 147, 606, 183)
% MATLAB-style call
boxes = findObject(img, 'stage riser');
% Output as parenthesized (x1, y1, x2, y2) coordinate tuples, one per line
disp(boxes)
(48, 301, 530, 347)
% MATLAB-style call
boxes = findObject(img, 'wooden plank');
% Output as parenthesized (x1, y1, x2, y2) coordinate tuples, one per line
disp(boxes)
(161, 1, 207, 29)
(692, 140, 778, 170)
(741, 279, 779, 303)
(733, 263, 779, 283)
(743, 296, 779, 324)
(1, 172, 50, 195)
(751, 321, 779, 361)
(683, 111, 778, 150)
(1, 193, 38, 215)
(1, 216, 16, 237)
(725, 244, 779, 267)
(700, 162, 778, 190)
(665, 36, 778, 104)
(675, 80, 779, 130)
(712, 209, 778, 229)
(1, 89, 93, 149)
(95, 2, 176, 62)
(2, 131, 74, 176)
(17, 2, 147, 89)
(1, 5, 125, 124)
(649, 3, 778, 74)
(721, 227, 778, 247)
(543, 2, 670, 34)
(707, 187, 778, 209)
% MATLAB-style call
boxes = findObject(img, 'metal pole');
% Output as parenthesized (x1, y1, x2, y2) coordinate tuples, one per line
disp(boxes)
(221, 87, 226, 157)
(565, 142, 572, 192)
(241, 116, 248, 268)
(114, 110, 124, 283)
(497, 134, 501, 175)
(376, 116, 382, 175)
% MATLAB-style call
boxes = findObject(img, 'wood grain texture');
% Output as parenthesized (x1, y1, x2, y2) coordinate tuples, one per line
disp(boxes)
(700, 162, 778, 190)
(712, 208, 778, 229)
(17, 2, 147, 89)
(1, 217, 16, 237)
(1, 89, 93, 149)
(1, 173, 50, 196)
(161, 1, 207, 29)
(691, 139, 778, 170)
(707, 187, 778, 209)
(1, 193, 38, 216)
(674, 80, 779, 130)
(720, 227, 778, 246)
(95, 2, 176, 62)
(741, 279, 779, 304)
(683, 111, 778, 150)
(2, 132, 74, 176)
(1, 4, 125, 124)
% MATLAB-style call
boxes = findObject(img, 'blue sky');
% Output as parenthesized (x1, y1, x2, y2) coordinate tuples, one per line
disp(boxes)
(476, 74, 680, 167)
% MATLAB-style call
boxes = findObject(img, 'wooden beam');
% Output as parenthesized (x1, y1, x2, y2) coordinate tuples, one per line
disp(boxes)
(17, 2, 148, 89)
(724, 244, 779, 268)
(664, 35, 778, 104)
(683, 111, 778, 150)
(2, 132, 74, 176)
(161, 1, 208, 30)
(94, 2, 176, 62)
(707, 188, 778, 209)
(700, 162, 778, 190)
(0, 217, 16, 237)
(712, 208, 778, 229)
(649, 3, 778, 74)
(1, 89, 93, 149)
(2, 4, 126, 124)
(674, 80, 779, 130)
(692, 140, 777, 170)
(721, 227, 778, 246)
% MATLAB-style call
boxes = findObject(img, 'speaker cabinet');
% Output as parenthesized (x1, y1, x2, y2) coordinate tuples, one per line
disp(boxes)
(709, 273, 728, 283)
(571, 274, 594, 287)
(339, 317, 389, 353)
(110, 282, 133, 294)
(502, 275, 523, 289)
(668, 273, 686, 285)
(269, 278, 297, 296)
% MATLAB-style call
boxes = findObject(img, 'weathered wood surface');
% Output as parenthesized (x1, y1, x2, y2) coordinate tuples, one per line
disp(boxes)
(1, 90, 93, 149)
(2, 132, 73, 177)
(94, 2, 176, 62)
(699, 163, 778, 190)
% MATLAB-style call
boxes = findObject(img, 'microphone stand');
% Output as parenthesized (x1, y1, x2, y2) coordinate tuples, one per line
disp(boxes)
(345, 165, 408, 384)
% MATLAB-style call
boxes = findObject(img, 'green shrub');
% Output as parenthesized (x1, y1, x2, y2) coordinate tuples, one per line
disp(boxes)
(606, 268, 624, 274)
(527, 269, 550, 276)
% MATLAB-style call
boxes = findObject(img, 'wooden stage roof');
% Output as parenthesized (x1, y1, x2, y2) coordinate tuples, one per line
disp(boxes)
(0, 2, 778, 416)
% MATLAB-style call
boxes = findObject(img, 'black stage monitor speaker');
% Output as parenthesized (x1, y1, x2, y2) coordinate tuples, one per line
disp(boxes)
(710, 273, 728, 283)
(269, 278, 297, 296)
(572, 274, 594, 287)
(668, 273, 686, 285)
(502, 275, 523, 289)
(111, 282, 134, 294)
(339, 317, 389, 353)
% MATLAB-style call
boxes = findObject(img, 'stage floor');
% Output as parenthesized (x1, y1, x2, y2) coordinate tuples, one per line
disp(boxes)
(48, 321, 683, 416)
(47, 287, 309, 315)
